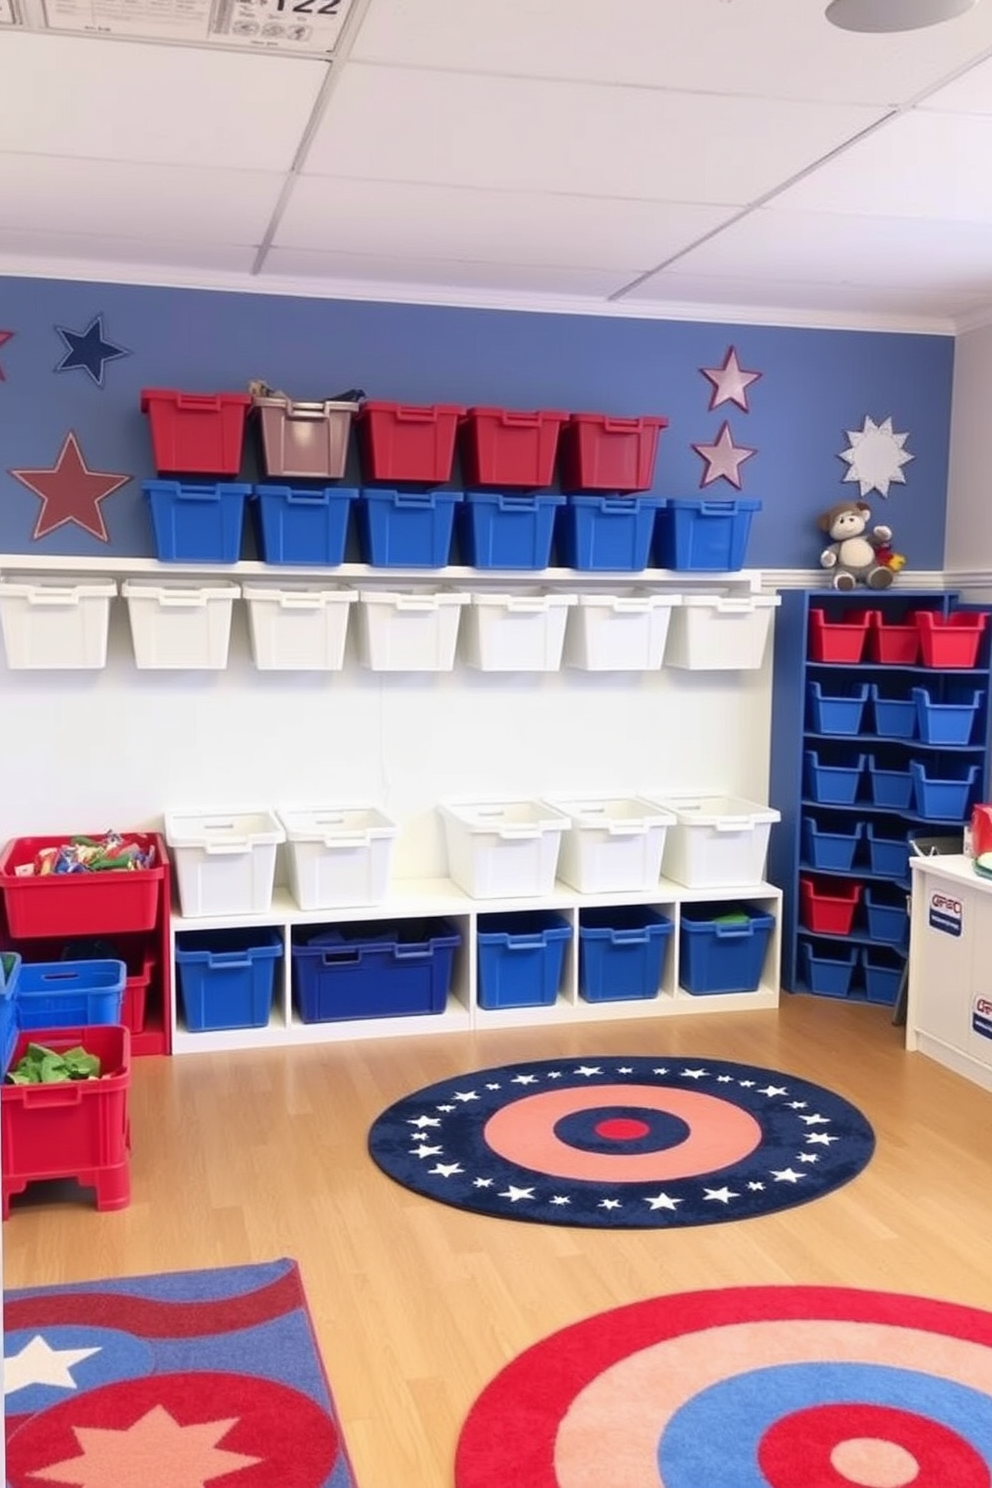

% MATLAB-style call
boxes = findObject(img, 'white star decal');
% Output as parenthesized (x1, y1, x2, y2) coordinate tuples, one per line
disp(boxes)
(410, 1144, 443, 1159)
(652, 1067, 669, 1075)
(746, 1181, 766, 1191)
(500, 1185, 535, 1202)
(407, 1115, 441, 1129)
(546, 1071, 564, 1080)
(797, 1152, 820, 1164)
(436, 1104, 455, 1112)
(617, 1066, 634, 1074)
(511, 1075, 538, 1085)
(739, 1080, 756, 1088)
(485, 1083, 501, 1090)
(716, 1075, 733, 1083)
(799, 1114, 830, 1126)
(757, 1085, 788, 1098)
(453, 1090, 479, 1103)
(692, 420, 756, 490)
(599, 1198, 622, 1211)
(701, 346, 762, 412)
(5, 1336, 101, 1396)
(680, 1067, 708, 1080)
(771, 1168, 805, 1184)
(574, 1065, 603, 1077)
(703, 1186, 739, 1204)
(429, 1162, 463, 1178)
(839, 415, 913, 498)
(473, 1177, 494, 1188)
(788, 1101, 808, 1110)
(644, 1192, 682, 1211)
(549, 1196, 571, 1206)
(806, 1132, 839, 1147)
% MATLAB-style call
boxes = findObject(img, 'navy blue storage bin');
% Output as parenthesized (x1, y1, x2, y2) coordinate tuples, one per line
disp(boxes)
(15, 959, 125, 1030)
(911, 687, 982, 746)
(253, 484, 356, 566)
(0, 951, 20, 1078)
(477, 911, 571, 1009)
(458, 492, 565, 570)
(175, 928, 281, 1032)
(144, 480, 252, 563)
(910, 760, 980, 820)
(654, 498, 761, 572)
(863, 886, 909, 945)
(799, 939, 857, 998)
(292, 919, 460, 1023)
(862, 946, 904, 1005)
(804, 750, 866, 805)
(678, 903, 774, 995)
(867, 755, 914, 810)
(578, 906, 673, 1003)
(357, 489, 463, 568)
(806, 681, 869, 736)
(865, 824, 910, 880)
(802, 816, 862, 872)
(557, 495, 664, 571)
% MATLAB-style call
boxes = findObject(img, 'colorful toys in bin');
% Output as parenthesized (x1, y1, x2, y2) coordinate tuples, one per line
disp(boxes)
(6, 1042, 102, 1085)
(15, 831, 156, 877)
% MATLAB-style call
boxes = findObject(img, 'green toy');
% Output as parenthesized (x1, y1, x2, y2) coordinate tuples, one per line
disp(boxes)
(6, 1042, 102, 1085)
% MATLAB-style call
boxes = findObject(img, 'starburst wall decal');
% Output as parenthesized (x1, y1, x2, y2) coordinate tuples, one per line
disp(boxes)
(839, 415, 913, 498)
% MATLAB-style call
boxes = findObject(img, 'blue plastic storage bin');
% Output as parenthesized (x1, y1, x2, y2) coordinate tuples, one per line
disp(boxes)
(292, 919, 460, 1023)
(556, 495, 664, 571)
(806, 681, 869, 736)
(15, 959, 125, 1030)
(799, 939, 858, 998)
(143, 480, 252, 563)
(253, 484, 356, 566)
(861, 946, 904, 1006)
(476, 911, 571, 1009)
(869, 685, 917, 740)
(804, 750, 866, 805)
(175, 928, 281, 1032)
(910, 761, 980, 820)
(911, 687, 982, 746)
(802, 816, 863, 872)
(653, 498, 761, 572)
(357, 489, 463, 568)
(863, 886, 909, 945)
(865, 824, 910, 880)
(0, 951, 20, 1078)
(678, 903, 774, 995)
(578, 906, 673, 1003)
(867, 756, 914, 810)
(458, 492, 565, 570)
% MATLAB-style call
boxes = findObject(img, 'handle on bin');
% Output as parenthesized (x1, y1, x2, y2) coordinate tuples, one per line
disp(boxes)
(502, 935, 546, 951)
(498, 411, 542, 428)
(33, 969, 84, 985)
(698, 500, 740, 516)
(392, 491, 437, 510)
(395, 406, 441, 423)
(26, 589, 81, 608)
(608, 928, 650, 945)
(175, 394, 226, 413)
(393, 944, 433, 961)
(23, 1083, 85, 1107)
(212, 956, 254, 970)
(318, 832, 368, 847)
(710, 598, 756, 615)
(156, 590, 212, 609)
(713, 817, 753, 833)
(394, 593, 442, 612)
(712, 922, 752, 939)
(277, 592, 325, 611)
(321, 949, 361, 966)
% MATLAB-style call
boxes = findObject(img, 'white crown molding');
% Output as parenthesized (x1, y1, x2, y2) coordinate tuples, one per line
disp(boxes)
(766, 568, 947, 590)
(0, 255, 960, 336)
(949, 304, 992, 336)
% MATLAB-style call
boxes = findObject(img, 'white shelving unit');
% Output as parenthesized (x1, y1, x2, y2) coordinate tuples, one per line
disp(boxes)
(169, 878, 782, 1054)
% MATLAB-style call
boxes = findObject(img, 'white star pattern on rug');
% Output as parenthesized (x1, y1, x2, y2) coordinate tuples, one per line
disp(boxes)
(5, 1336, 101, 1397)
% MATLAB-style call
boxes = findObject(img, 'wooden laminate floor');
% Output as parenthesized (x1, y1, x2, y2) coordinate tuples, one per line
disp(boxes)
(4, 994, 992, 1486)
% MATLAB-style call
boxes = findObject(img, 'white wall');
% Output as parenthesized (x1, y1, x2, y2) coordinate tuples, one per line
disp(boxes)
(945, 320, 992, 575)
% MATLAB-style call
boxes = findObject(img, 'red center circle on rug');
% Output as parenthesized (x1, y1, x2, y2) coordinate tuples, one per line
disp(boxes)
(758, 1402, 990, 1487)
(593, 1117, 651, 1140)
(484, 1083, 762, 1182)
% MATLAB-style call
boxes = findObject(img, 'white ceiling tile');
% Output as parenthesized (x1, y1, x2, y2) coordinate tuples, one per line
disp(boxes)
(0, 153, 282, 242)
(306, 63, 885, 203)
(0, 232, 255, 273)
(0, 33, 326, 169)
(262, 246, 626, 296)
(625, 267, 979, 320)
(920, 53, 992, 115)
(351, 0, 992, 105)
(276, 176, 732, 270)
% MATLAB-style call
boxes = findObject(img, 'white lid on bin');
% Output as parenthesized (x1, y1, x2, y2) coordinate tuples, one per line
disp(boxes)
(646, 794, 781, 828)
(242, 584, 357, 610)
(276, 806, 398, 845)
(547, 795, 677, 830)
(165, 810, 286, 852)
(440, 799, 570, 836)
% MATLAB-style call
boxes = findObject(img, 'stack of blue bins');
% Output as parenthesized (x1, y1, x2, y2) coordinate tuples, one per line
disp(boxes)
(0, 954, 126, 1077)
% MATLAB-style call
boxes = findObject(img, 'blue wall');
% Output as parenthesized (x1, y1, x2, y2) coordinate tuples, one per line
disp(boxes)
(0, 276, 954, 567)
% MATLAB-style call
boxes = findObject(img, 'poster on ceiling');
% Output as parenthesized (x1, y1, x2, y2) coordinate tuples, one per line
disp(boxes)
(1, 0, 353, 55)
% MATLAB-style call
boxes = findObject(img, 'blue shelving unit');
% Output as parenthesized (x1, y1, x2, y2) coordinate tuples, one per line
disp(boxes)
(768, 590, 992, 1004)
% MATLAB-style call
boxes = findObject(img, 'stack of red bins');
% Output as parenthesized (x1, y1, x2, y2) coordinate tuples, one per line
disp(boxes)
(0, 831, 168, 1217)
(555, 414, 669, 571)
(140, 389, 253, 562)
(353, 401, 468, 567)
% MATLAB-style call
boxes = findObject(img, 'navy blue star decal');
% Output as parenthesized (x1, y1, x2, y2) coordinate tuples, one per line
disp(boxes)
(53, 314, 131, 387)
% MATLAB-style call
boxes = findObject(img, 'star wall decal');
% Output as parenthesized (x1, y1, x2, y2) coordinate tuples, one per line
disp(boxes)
(54, 313, 131, 387)
(839, 414, 913, 497)
(0, 329, 14, 380)
(10, 432, 132, 541)
(692, 421, 756, 489)
(700, 345, 762, 412)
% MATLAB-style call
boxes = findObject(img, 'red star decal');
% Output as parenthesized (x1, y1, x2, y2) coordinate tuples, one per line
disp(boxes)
(11, 431, 131, 542)
(0, 330, 13, 380)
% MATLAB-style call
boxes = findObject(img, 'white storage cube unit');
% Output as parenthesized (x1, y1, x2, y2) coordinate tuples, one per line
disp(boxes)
(440, 800, 569, 899)
(243, 584, 356, 671)
(651, 795, 781, 888)
(277, 805, 398, 910)
(564, 592, 682, 672)
(0, 577, 116, 670)
(165, 809, 285, 917)
(550, 795, 676, 893)
(122, 580, 240, 670)
(664, 593, 781, 671)
(355, 589, 469, 672)
(461, 591, 577, 672)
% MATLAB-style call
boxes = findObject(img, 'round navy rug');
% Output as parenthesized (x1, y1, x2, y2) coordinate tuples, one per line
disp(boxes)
(367, 1056, 875, 1228)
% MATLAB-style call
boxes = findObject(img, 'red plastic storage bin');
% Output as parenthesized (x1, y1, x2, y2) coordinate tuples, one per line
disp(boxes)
(559, 413, 668, 493)
(914, 610, 988, 669)
(123, 951, 154, 1036)
(0, 833, 166, 939)
(808, 608, 875, 663)
(2, 1024, 131, 1218)
(458, 408, 568, 489)
(799, 875, 862, 935)
(356, 402, 464, 485)
(867, 611, 921, 665)
(141, 389, 251, 476)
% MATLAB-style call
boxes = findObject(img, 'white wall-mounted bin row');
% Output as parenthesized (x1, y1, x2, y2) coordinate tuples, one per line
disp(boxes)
(0, 577, 780, 674)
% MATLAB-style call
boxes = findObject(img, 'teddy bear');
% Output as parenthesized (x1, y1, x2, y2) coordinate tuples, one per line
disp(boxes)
(818, 500, 900, 590)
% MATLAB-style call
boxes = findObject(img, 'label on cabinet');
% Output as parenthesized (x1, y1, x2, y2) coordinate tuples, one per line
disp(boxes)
(973, 995, 992, 1041)
(928, 890, 963, 937)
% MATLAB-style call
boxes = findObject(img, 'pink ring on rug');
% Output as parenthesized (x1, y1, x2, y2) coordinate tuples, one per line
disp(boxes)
(484, 1083, 762, 1182)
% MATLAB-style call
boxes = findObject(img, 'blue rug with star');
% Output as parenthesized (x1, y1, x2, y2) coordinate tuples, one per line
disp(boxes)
(367, 1056, 875, 1228)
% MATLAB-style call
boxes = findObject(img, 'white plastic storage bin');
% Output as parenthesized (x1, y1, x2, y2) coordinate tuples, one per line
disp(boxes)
(651, 795, 781, 888)
(355, 589, 469, 672)
(439, 800, 569, 899)
(461, 591, 577, 672)
(550, 796, 676, 893)
(664, 593, 781, 671)
(165, 810, 286, 918)
(564, 592, 682, 672)
(122, 580, 240, 670)
(277, 805, 398, 910)
(243, 584, 356, 671)
(0, 577, 116, 670)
